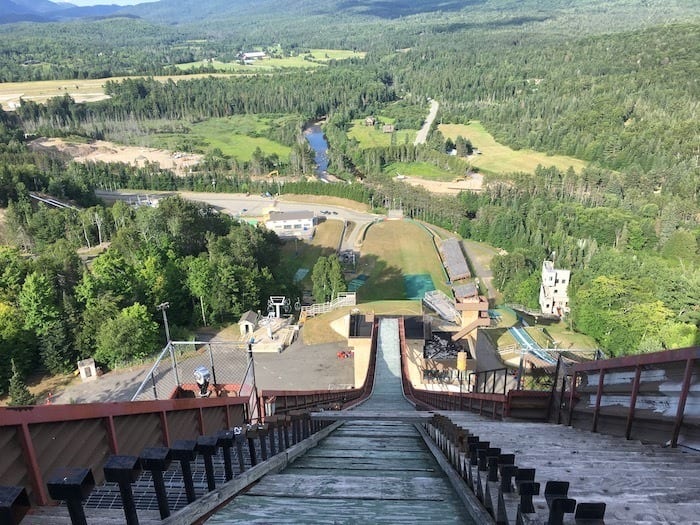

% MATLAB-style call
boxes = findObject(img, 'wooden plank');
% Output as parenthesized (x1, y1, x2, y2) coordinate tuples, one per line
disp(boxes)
(318, 436, 425, 451)
(333, 428, 419, 438)
(313, 411, 434, 421)
(207, 494, 471, 524)
(246, 473, 454, 501)
(291, 456, 437, 472)
(414, 422, 495, 525)
(304, 448, 431, 460)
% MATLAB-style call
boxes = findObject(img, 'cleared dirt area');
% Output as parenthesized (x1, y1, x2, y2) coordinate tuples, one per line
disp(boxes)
(402, 173, 483, 194)
(278, 194, 370, 212)
(29, 137, 202, 175)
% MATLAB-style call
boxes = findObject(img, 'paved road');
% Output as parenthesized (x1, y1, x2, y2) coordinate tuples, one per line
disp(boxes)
(414, 99, 440, 146)
(97, 189, 380, 255)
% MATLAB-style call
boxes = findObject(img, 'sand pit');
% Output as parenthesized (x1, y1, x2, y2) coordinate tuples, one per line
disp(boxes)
(29, 137, 202, 175)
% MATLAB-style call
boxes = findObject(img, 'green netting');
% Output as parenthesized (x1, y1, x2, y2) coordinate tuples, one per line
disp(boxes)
(404, 274, 435, 300)
(348, 274, 369, 291)
(293, 268, 309, 282)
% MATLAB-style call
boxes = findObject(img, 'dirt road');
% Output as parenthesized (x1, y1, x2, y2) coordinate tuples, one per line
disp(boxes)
(414, 99, 440, 145)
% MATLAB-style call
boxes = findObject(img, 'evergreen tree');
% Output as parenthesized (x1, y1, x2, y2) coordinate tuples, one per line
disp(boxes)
(8, 359, 34, 406)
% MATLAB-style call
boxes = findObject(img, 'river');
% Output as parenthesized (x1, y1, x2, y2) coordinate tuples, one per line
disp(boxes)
(304, 124, 329, 177)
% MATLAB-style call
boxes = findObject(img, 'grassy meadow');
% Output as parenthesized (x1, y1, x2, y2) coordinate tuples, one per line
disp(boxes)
(347, 119, 416, 148)
(145, 115, 293, 161)
(176, 49, 365, 73)
(439, 121, 588, 175)
(358, 220, 450, 301)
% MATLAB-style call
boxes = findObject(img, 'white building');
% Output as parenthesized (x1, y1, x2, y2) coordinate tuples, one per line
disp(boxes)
(241, 51, 267, 60)
(539, 260, 570, 317)
(265, 210, 316, 239)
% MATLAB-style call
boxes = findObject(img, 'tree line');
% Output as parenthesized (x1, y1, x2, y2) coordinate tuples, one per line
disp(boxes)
(0, 183, 297, 398)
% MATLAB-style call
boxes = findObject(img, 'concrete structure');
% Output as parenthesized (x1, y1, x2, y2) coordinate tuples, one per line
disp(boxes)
(265, 210, 316, 239)
(539, 260, 571, 317)
(238, 310, 259, 336)
(77, 358, 98, 382)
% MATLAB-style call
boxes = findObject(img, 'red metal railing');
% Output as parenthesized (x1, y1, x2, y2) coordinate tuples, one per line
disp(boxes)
(566, 347, 699, 447)
(0, 396, 249, 505)
(0, 320, 379, 509)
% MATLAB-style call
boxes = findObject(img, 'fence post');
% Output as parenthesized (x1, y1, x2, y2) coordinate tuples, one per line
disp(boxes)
(168, 342, 181, 389)
(672, 357, 695, 447)
(592, 369, 605, 433)
(567, 371, 578, 427)
(208, 344, 217, 386)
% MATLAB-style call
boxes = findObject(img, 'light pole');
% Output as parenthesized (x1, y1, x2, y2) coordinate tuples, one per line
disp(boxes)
(157, 302, 179, 388)
(157, 302, 171, 344)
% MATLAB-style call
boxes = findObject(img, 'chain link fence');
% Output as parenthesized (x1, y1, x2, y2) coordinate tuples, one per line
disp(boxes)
(131, 341, 250, 401)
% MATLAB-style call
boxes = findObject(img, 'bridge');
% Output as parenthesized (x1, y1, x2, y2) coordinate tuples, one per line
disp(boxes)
(0, 317, 698, 524)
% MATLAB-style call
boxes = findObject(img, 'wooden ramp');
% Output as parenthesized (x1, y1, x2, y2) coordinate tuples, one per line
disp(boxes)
(208, 420, 473, 524)
(209, 318, 476, 523)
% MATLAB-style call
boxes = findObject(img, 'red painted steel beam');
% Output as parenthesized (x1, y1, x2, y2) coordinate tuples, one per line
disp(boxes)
(672, 357, 696, 447)
(0, 396, 248, 427)
(592, 369, 606, 433)
(19, 422, 48, 505)
(625, 365, 642, 440)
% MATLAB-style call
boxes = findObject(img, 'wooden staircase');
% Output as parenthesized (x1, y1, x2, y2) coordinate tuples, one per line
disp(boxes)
(427, 413, 700, 524)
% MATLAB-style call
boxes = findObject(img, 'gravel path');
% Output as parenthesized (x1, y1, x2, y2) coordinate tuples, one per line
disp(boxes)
(414, 99, 440, 145)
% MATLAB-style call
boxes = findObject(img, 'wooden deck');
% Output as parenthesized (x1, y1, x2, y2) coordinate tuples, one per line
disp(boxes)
(11, 319, 700, 525)
(208, 420, 474, 524)
(437, 413, 700, 525)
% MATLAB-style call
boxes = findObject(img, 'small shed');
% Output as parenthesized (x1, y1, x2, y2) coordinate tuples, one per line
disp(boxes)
(77, 358, 98, 382)
(382, 124, 395, 133)
(365, 116, 376, 126)
(238, 310, 259, 336)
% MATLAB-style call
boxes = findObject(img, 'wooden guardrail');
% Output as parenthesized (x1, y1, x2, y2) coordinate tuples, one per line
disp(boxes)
(565, 346, 700, 447)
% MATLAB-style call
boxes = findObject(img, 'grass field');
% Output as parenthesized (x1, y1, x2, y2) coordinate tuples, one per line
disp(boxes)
(0, 73, 233, 109)
(358, 220, 449, 301)
(383, 161, 456, 181)
(145, 115, 293, 161)
(176, 49, 365, 73)
(541, 322, 598, 351)
(347, 119, 416, 148)
(280, 220, 344, 289)
(302, 300, 422, 344)
(438, 121, 588, 175)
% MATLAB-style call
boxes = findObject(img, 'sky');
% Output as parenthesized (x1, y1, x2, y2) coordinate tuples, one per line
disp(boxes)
(66, 0, 146, 5)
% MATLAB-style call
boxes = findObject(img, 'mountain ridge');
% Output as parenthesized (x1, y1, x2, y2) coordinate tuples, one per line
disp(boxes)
(0, 0, 125, 22)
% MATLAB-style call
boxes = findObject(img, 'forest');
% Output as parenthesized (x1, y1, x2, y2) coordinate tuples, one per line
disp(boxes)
(0, 0, 699, 399)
